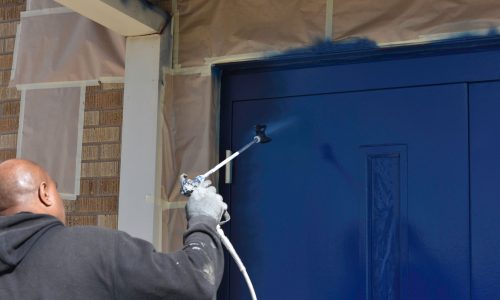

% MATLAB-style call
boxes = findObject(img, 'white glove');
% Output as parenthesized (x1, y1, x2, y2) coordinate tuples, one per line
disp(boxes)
(186, 180, 227, 223)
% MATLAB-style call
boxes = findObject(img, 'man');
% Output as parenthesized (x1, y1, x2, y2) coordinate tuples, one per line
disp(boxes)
(0, 159, 227, 299)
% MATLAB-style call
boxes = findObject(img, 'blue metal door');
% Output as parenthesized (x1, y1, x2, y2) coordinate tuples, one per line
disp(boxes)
(223, 84, 468, 299)
(218, 42, 500, 299)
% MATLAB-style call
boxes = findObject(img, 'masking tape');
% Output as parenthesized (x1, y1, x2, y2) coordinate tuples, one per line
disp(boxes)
(60, 193, 77, 201)
(204, 51, 273, 65)
(10, 23, 21, 81)
(73, 84, 86, 200)
(325, 0, 334, 39)
(99, 76, 125, 84)
(165, 65, 212, 76)
(21, 7, 72, 18)
(16, 80, 99, 90)
(172, 0, 180, 69)
(146, 195, 187, 210)
(16, 89, 26, 158)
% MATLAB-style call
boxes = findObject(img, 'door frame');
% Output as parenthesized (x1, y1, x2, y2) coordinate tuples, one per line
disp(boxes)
(214, 35, 500, 299)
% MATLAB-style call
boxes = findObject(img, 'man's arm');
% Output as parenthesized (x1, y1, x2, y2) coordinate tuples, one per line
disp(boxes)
(112, 182, 227, 300)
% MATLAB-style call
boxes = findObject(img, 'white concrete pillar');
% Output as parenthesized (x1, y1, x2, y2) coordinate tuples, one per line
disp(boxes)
(118, 33, 167, 249)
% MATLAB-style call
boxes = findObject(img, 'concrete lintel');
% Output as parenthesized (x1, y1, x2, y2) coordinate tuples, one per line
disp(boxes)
(55, 0, 168, 36)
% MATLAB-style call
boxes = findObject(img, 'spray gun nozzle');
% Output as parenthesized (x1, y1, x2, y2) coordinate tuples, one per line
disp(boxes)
(255, 124, 271, 143)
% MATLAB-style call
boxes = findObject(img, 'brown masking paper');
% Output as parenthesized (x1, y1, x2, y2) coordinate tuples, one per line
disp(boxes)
(177, 0, 325, 67)
(161, 73, 216, 203)
(333, 0, 500, 43)
(162, 208, 186, 252)
(161, 73, 216, 252)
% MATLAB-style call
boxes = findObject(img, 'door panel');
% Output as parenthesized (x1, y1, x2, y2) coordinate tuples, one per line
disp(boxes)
(226, 84, 469, 299)
(470, 81, 500, 299)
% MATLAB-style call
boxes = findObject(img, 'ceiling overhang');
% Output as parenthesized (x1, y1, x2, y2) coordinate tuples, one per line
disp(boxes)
(54, 0, 169, 36)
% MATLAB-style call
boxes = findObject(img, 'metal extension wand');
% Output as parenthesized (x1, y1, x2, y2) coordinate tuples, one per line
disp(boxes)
(180, 124, 271, 300)
(180, 124, 271, 196)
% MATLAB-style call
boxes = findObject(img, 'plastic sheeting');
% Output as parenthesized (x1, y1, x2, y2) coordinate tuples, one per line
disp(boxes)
(332, 0, 500, 44)
(12, 1, 125, 202)
(161, 73, 216, 250)
(18, 87, 83, 199)
(27, 0, 61, 10)
(11, 10, 125, 86)
(177, 0, 326, 67)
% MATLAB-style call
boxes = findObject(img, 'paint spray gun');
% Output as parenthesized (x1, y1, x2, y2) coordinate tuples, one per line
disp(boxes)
(180, 124, 271, 300)
(180, 124, 271, 197)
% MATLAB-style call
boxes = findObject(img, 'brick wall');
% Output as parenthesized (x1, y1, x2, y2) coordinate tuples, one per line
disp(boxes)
(64, 84, 123, 229)
(0, 0, 124, 229)
(0, 0, 23, 162)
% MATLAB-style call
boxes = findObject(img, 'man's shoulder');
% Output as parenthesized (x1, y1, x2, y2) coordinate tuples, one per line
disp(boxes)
(54, 225, 122, 247)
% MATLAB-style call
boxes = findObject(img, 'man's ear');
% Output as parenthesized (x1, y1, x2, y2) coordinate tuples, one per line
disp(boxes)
(38, 181, 53, 207)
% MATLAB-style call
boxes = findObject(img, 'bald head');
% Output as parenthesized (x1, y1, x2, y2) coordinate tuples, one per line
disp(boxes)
(0, 159, 65, 224)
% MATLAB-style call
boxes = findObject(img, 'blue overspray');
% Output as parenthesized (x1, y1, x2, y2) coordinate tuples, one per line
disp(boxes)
(119, 0, 171, 24)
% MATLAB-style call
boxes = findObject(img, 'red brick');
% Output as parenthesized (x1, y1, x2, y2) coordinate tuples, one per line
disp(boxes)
(100, 143, 120, 160)
(79, 179, 98, 196)
(0, 22, 17, 37)
(0, 70, 11, 85)
(99, 178, 120, 195)
(99, 110, 122, 126)
(0, 86, 19, 100)
(0, 1, 25, 5)
(97, 214, 118, 229)
(81, 145, 99, 161)
(0, 149, 15, 161)
(0, 5, 24, 21)
(83, 127, 120, 143)
(0, 101, 19, 116)
(63, 199, 76, 213)
(81, 161, 119, 177)
(3, 37, 15, 52)
(84, 111, 99, 126)
(0, 133, 16, 149)
(85, 91, 123, 110)
(66, 215, 98, 227)
(0, 117, 17, 132)
(76, 197, 117, 213)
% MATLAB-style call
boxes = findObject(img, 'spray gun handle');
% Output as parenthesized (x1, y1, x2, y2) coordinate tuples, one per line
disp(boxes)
(180, 174, 205, 196)
(180, 173, 230, 225)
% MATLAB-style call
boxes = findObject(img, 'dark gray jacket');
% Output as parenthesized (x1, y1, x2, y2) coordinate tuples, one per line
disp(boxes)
(0, 212, 224, 299)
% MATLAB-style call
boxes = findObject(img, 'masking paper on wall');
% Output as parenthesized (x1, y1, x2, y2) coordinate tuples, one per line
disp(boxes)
(162, 73, 216, 203)
(177, 0, 325, 67)
(162, 208, 186, 252)
(11, 11, 125, 86)
(19, 87, 82, 199)
(332, 0, 500, 44)
(161, 73, 215, 251)
(27, 0, 61, 10)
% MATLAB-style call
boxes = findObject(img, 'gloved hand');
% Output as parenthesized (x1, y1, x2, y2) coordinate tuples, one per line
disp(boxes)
(186, 180, 227, 223)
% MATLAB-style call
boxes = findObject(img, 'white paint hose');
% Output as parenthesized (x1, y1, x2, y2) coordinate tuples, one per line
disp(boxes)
(216, 225, 257, 300)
